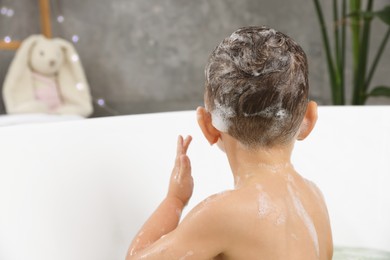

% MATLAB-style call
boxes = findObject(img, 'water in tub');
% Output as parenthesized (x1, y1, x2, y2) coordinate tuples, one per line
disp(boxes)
(333, 247, 390, 260)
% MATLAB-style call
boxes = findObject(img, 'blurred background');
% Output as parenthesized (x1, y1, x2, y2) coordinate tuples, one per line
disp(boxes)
(0, 0, 389, 117)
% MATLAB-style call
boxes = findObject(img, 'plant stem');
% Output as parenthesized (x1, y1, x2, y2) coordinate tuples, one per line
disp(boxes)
(340, 0, 347, 103)
(350, 0, 361, 104)
(334, 0, 341, 69)
(365, 27, 390, 93)
(333, 0, 346, 104)
(313, 0, 341, 104)
(356, 0, 373, 104)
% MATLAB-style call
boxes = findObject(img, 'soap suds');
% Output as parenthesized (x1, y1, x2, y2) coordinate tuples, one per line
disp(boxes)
(210, 100, 235, 132)
(257, 162, 291, 174)
(235, 173, 256, 188)
(258, 192, 272, 217)
(288, 185, 319, 257)
(243, 105, 289, 121)
(205, 27, 308, 148)
(179, 250, 194, 260)
(173, 168, 181, 184)
(256, 185, 274, 218)
(137, 245, 167, 259)
(275, 213, 286, 225)
(256, 185, 286, 227)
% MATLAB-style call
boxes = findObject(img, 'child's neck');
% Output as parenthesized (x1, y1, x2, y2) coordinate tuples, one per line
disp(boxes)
(220, 133, 295, 188)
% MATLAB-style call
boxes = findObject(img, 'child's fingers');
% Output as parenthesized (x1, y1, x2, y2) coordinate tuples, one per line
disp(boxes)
(182, 135, 192, 154)
(168, 154, 193, 204)
(173, 135, 191, 178)
(176, 135, 183, 156)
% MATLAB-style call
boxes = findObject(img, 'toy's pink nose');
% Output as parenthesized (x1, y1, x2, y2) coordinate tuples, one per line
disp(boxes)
(49, 60, 56, 67)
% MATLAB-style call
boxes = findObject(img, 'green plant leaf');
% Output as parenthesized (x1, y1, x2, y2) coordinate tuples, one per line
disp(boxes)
(368, 86, 390, 97)
(348, 11, 374, 19)
(375, 5, 390, 25)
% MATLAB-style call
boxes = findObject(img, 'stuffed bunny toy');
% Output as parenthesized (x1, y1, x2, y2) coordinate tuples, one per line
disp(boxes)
(2, 35, 93, 117)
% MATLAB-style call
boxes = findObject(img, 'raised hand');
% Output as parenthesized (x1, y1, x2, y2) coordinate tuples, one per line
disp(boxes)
(167, 135, 193, 206)
(127, 135, 193, 258)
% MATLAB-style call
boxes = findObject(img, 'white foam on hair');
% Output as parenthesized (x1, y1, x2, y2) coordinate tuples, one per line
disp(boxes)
(231, 27, 275, 41)
(210, 100, 235, 132)
(285, 54, 306, 99)
(205, 62, 211, 82)
(205, 26, 308, 147)
(252, 70, 261, 76)
(244, 104, 290, 121)
(287, 185, 319, 257)
(219, 65, 235, 80)
(229, 31, 246, 42)
(211, 110, 229, 132)
(275, 109, 288, 119)
(260, 28, 276, 36)
(243, 107, 272, 118)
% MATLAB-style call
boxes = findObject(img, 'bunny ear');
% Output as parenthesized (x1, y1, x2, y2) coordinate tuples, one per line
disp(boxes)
(2, 34, 45, 114)
(53, 37, 93, 117)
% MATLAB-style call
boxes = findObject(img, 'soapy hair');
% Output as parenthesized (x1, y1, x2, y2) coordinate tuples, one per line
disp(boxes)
(204, 26, 309, 148)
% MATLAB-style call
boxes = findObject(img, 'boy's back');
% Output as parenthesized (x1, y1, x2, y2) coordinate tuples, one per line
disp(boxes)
(200, 169, 332, 259)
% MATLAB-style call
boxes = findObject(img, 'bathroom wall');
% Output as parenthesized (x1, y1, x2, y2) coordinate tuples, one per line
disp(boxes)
(0, 0, 389, 117)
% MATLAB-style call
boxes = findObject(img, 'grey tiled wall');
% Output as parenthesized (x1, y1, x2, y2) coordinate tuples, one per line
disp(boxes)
(0, 0, 389, 117)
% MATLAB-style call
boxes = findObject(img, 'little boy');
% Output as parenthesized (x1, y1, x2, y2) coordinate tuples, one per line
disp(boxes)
(126, 26, 333, 260)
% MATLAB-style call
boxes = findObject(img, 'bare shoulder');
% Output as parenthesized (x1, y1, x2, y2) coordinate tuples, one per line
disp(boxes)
(182, 188, 261, 238)
(302, 178, 329, 209)
(182, 189, 243, 224)
(178, 189, 253, 240)
(304, 178, 324, 196)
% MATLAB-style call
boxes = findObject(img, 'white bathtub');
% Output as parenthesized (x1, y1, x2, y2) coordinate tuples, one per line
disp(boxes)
(0, 106, 389, 259)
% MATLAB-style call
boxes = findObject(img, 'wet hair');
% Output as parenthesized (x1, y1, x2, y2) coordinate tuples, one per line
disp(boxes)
(204, 26, 309, 148)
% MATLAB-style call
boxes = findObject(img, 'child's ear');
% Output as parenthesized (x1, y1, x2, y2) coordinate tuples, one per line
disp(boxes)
(297, 101, 318, 141)
(196, 107, 221, 145)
